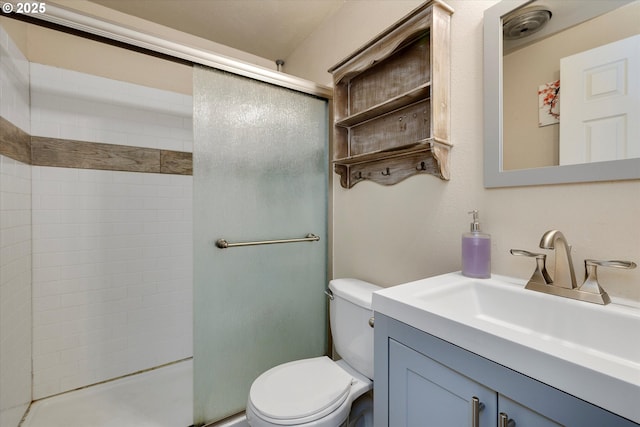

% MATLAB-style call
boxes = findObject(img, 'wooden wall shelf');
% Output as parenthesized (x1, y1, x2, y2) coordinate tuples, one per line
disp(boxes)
(334, 84, 431, 129)
(328, 0, 453, 188)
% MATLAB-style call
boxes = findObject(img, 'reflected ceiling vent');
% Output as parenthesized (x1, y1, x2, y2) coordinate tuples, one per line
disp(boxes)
(503, 7, 552, 40)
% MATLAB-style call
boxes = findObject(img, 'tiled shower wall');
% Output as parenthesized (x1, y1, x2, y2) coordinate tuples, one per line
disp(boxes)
(0, 24, 32, 427)
(29, 64, 194, 399)
(31, 167, 193, 398)
(30, 63, 193, 152)
(1, 20, 196, 414)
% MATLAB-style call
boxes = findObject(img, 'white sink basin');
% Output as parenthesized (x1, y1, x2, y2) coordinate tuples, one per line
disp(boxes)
(373, 272, 640, 423)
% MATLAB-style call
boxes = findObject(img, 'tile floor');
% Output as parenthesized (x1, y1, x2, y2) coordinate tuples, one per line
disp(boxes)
(20, 359, 193, 427)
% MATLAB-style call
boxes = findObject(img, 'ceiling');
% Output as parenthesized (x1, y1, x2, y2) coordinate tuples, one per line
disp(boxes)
(88, 0, 344, 62)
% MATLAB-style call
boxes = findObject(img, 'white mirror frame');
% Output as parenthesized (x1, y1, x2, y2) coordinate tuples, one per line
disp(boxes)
(483, 0, 640, 188)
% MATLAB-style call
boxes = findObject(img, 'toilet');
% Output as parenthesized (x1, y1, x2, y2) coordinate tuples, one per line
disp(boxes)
(246, 278, 381, 427)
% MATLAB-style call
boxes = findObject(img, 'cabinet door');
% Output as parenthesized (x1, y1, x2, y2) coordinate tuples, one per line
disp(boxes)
(389, 339, 497, 426)
(499, 395, 563, 427)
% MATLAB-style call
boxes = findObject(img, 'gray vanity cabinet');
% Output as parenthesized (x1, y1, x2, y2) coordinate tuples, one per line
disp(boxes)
(498, 395, 562, 427)
(374, 313, 639, 427)
(389, 339, 497, 426)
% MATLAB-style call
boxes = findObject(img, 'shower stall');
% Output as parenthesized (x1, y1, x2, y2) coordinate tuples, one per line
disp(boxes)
(0, 6, 331, 427)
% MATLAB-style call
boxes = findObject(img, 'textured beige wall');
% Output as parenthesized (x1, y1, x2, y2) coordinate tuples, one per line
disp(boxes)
(0, 16, 27, 53)
(2, 4, 191, 94)
(287, 0, 640, 301)
(17, 0, 279, 94)
(26, 24, 193, 94)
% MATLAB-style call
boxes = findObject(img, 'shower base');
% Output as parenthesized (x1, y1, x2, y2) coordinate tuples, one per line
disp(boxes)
(20, 359, 193, 427)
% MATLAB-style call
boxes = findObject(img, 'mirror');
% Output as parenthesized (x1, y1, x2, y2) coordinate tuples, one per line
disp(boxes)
(484, 0, 640, 187)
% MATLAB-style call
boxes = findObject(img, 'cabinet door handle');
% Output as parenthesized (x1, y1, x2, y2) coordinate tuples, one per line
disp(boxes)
(471, 396, 485, 427)
(499, 412, 516, 427)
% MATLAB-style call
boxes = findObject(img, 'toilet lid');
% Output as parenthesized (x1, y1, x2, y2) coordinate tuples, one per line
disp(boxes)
(249, 356, 353, 422)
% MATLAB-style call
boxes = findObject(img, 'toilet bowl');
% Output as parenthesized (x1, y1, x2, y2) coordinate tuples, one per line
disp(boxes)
(348, 393, 373, 427)
(246, 357, 371, 427)
(246, 279, 381, 427)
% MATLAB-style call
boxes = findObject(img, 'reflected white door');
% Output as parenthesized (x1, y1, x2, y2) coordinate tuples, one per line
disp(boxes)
(560, 34, 640, 165)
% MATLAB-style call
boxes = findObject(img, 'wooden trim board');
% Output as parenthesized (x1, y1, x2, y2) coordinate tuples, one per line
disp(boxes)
(0, 116, 192, 175)
(0, 116, 31, 164)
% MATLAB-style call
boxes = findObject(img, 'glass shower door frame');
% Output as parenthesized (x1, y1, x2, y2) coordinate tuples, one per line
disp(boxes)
(193, 66, 330, 426)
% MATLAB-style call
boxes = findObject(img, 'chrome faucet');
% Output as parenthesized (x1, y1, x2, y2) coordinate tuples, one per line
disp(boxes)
(539, 230, 577, 289)
(511, 230, 637, 305)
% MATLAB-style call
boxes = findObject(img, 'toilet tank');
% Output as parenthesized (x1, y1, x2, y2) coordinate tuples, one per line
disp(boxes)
(329, 278, 382, 380)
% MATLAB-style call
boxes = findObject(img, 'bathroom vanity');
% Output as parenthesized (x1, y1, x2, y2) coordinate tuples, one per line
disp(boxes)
(372, 273, 640, 426)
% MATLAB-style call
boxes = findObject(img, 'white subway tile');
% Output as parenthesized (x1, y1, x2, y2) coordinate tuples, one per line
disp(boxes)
(33, 335, 79, 358)
(32, 266, 61, 284)
(32, 179, 61, 196)
(157, 137, 184, 151)
(58, 124, 98, 142)
(1, 210, 25, 229)
(33, 295, 61, 312)
(32, 352, 61, 373)
(37, 166, 79, 182)
(32, 210, 61, 225)
(182, 140, 194, 153)
(32, 178, 193, 397)
(112, 171, 145, 185)
(33, 380, 61, 400)
(27, 65, 194, 400)
(77, 168, 114, 184)
(1, 151, 32, 426)
(30, 120, 60, 138)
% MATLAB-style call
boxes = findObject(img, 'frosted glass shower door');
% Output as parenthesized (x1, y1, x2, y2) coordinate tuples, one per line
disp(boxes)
(193, 66, 328, 425)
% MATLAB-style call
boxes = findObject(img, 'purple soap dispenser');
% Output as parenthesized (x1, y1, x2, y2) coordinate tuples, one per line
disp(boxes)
(461, 210, 491, 278)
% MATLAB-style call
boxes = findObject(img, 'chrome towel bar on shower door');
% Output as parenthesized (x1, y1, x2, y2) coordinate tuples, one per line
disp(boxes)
(215, 233, 320, 249)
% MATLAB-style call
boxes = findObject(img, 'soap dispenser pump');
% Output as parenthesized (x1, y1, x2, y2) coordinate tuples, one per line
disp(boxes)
(461, 210, 491, 278)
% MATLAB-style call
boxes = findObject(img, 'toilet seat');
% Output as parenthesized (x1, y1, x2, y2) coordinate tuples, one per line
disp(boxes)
(249, 357, 353, 425)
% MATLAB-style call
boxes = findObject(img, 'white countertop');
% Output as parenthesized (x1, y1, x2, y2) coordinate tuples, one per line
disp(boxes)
(372, 272, 640, 423)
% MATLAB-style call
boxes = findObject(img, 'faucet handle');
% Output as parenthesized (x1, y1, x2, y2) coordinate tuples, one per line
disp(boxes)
(510, 249, 545, 257)
(510, 249, 553, 285)
(581, 259, 637, 300)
